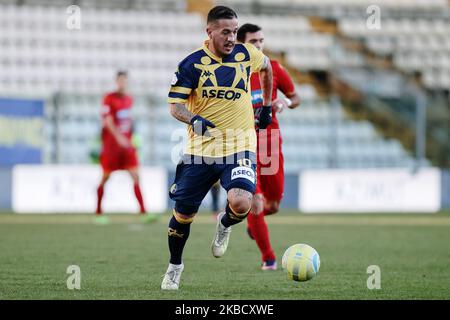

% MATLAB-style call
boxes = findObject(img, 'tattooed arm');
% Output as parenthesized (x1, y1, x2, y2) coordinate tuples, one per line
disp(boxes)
(169, 103, 194, 124)
(170, 103, 216, 136)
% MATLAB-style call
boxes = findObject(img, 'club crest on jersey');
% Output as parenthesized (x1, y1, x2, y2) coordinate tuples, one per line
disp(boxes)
(170, 183, 177, 194)
(231, 166, 255, 184)
(171, 73, 178, 85)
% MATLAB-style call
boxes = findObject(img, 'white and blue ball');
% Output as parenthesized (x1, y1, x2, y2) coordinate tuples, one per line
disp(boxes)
(282, 243, 320, 282)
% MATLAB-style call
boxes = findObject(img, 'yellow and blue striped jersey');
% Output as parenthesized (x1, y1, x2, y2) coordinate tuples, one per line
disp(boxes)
(168, 40, 265, 158)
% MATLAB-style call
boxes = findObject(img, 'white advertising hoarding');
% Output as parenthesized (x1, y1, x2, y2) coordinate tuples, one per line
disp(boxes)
(12, 165, 168, 213)
(299, 168, 441, 213)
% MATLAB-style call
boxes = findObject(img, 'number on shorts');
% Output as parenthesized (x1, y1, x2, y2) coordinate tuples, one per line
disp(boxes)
(238, 158, 252, 168)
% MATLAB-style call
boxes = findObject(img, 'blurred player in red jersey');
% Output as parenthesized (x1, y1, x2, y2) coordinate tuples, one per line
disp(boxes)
(95, 71, 151, 224)
(237, 24, 301, 270)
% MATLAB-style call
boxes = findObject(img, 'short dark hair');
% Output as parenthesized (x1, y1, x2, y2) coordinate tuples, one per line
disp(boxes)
(207, 6, 237, 24)
(237, 23, 262, 43)
(116, 70, 128, 78)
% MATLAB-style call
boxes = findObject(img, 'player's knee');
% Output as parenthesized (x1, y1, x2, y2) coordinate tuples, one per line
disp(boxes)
(265, 201, 280, 215)
(251, 194, 264, 215)
(227, 188, 253, 214)
(174, 202, 198, 221)
(228, 198, 251, 217)
(169, 210, 193, 239)
(173, 209, 195, 224)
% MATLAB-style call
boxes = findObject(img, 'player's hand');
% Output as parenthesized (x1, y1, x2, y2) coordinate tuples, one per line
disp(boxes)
(255, 105, 272, 130)
(273, 98, 290, 113)
(116, 134, 131, 148)
(190, 115, 216, 137)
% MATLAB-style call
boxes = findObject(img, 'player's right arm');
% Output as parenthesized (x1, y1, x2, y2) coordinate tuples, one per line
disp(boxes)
(272, 61, 300, 113)
(103, 115, 130, 148)
(169, 103, 194, 124)
(168, 63, 215, 136)
(101, 95, 130, 148)
(169, 103, 216, 136)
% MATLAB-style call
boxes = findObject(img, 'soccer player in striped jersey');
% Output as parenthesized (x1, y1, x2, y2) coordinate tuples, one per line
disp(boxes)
(161, 6, 273, 290)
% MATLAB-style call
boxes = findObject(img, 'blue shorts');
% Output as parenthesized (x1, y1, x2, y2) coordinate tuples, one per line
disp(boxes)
(169, 152, 257, 214)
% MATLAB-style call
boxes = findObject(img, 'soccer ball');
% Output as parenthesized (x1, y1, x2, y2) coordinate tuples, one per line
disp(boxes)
(282, 243, 320, 282)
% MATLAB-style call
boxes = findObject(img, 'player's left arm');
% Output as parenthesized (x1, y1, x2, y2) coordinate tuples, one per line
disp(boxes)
(259, 56, 273, 107)
(256, 56, 273, 129)
(246, 43, 273, 129)
(273, 62, 300, 113)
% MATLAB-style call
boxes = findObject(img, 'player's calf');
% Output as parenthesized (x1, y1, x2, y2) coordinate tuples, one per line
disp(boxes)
(168, 209, 195, 265)
(161, 208, 196, 290)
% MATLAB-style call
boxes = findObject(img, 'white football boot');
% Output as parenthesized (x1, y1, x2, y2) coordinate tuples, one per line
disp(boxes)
(161, 263, 184, 290)
(211, 212, 232, 258)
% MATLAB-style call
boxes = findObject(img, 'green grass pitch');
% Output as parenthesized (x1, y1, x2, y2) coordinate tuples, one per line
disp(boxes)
(1, 211, 449, 300)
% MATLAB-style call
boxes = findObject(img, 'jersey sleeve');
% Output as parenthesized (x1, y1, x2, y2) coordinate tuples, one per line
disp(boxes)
(244, 43, 266, 73)
(274, 61, 295, 96)
(101, 94, 113, 118)
(168, 63, 195, 104)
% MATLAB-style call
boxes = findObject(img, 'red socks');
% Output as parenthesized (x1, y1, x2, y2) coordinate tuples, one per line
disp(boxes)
(96, 185, 104, 215)
(134, 183, 146, 214)
(247, 210, 276, 262)
(97, 183, 146, 214)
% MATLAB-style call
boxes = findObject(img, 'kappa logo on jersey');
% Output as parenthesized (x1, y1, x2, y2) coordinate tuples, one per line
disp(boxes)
(202, 70, 213, 77)
(231, 166, 255, 184)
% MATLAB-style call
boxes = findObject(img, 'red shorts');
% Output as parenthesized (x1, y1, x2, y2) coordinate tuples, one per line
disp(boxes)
(100, 144, 138, 173)
(255, 152, 284, 202)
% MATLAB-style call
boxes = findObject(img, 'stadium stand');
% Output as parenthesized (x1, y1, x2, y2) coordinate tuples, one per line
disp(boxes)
(1, 0, 447, 170)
